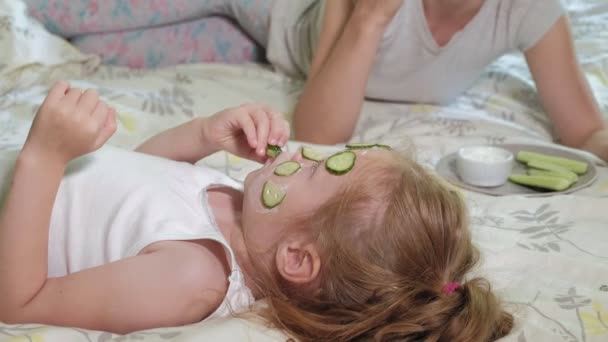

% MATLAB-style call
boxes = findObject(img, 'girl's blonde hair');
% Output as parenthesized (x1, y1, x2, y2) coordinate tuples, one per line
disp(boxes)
(248, 151, 513, 341)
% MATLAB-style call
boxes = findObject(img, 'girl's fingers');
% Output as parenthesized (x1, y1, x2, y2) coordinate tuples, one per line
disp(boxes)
(78, 89, 100, 116)
(90, 101, 108, 128)
(267, 109, 286, 146)
(251, 109, 270, 156)
(280, 121, 291, 146)
(94, 108, 117, 149)
(235, 113, 258, 149)
(43, 81, 70, 107)
(63, 88, 83, 109)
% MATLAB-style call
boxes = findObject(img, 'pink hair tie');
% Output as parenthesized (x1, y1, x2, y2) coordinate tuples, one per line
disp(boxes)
(442, 282, 461, 295)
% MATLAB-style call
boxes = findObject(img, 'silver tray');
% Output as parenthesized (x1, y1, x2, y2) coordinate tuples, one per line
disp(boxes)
(435, 144, 598, 197)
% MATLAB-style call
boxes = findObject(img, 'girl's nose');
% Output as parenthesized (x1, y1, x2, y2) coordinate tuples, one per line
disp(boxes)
(290, 149, 304, 163)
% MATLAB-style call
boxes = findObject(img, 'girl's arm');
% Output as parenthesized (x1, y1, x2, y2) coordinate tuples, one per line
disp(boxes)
(525, 16, 607, 160)
(293, 0, 403, 144)
(134, 117, 214, 163)
(0, 84, 228, 333)
(136, 104, 290, 163)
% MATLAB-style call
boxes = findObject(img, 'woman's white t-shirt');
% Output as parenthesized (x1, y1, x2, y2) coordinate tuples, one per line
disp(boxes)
(267, 0, 565, 104)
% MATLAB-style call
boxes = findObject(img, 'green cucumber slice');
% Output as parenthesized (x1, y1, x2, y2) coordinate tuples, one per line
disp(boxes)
(266, 145, 282, 159)
(516, 151, 588, 175)
(325, 151, 356, 175)
(301, 147, 324, 162)
(274, 161, 301, 176)
(508, 174, 572, 191)
(528, 169, 578, 184)
(375, 144, 392, 150)
(345, 143, 377, 150)
(526, 160, 578, 183)
(345, 143, 392, 150)
(261, 180, 286, 209)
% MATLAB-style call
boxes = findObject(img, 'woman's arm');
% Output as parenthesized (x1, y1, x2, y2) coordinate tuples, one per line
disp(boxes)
(525, 16, 607, 160)
(293, 0, 403, 144)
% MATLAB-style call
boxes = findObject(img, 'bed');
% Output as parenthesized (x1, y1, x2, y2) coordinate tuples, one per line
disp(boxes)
(1, 0, 608, 341)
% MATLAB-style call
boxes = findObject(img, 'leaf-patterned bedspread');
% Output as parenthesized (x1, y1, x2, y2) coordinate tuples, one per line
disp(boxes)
(1, 0, 608, 341)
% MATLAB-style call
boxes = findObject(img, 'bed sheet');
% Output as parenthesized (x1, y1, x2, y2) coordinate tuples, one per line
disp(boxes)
(1, 0, 608, 341)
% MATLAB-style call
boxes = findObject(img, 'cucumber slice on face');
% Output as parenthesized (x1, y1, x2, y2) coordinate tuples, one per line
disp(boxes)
(325, 151, 356, 175)
(345, 143, 377, 150)
(274, 161, 301, 176)
(346, 143, 392, 150)
(266, 145, 282, 159)
(301, 147, 324, 162)
(375, 144, 392, 150)
(261, 180, 286, 209)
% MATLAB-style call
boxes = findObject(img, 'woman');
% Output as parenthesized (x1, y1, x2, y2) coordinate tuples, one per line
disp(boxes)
(268, 0, 608, 161)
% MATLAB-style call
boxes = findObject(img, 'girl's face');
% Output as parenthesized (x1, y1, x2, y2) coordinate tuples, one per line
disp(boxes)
(241, 149, 359, 252)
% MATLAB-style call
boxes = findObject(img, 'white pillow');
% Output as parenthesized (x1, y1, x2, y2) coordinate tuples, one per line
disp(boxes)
(0, 0, 98, 94)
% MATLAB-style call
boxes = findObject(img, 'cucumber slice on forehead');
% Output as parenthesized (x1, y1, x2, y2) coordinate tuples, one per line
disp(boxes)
(266, 145, 282, 159)
(375, 144, 392, 150)
(346, 143, 393, 150)
(325, 151, 356, 175)
(274, 161, 301, 176)
(261, 180, 286, 209)
(345, 143, 377, 149)
(301, 147, 324, 162)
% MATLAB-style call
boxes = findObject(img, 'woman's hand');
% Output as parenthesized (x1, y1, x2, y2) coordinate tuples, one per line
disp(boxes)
(581, 127, 608, 162)
(201, 104, 290, 163)
(23, 81, 117, 164)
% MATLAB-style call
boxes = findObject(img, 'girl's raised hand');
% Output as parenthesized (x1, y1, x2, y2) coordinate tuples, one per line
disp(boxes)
(201, 104, 290, 163)
(23, 81, 117, 164)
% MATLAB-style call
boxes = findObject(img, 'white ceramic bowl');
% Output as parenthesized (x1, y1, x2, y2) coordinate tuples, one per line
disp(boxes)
(456, 146, 514, 187)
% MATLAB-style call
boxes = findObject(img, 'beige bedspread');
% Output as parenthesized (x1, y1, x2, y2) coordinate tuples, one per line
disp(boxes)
(1, 0, 608, 341)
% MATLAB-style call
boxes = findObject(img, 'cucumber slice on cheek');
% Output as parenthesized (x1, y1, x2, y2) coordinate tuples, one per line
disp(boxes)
(325, 151, 356, 175)
(274, 161, 301, 176)
(262, 180, 286, 209)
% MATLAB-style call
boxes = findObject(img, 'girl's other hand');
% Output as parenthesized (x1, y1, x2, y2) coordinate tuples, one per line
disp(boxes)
(201, 104, 290, 163)
(23, 81, 117, 165)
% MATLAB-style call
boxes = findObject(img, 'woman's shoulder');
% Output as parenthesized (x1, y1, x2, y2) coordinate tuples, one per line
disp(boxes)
(511, 0, 565, 51)
(479, 0, 564, 51)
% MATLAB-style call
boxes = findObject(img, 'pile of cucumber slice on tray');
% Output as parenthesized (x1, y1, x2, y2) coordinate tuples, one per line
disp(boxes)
(508, 151, 589, 191)
(260, 143, 390, 209)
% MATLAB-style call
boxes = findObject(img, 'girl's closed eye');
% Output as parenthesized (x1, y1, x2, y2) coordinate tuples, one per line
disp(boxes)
(309, 162, 321, 179)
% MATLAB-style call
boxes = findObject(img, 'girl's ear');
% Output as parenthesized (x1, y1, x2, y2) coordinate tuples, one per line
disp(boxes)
(275, 238, 321, 285)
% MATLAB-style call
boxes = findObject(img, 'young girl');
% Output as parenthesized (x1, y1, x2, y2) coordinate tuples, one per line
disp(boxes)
(285, 0, 608, 162)
(0, 82, 513, 341)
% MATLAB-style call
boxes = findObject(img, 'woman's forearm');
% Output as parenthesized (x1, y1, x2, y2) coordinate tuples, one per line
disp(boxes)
(0, 149, 65, 310)
(293, 16, 386, 144)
